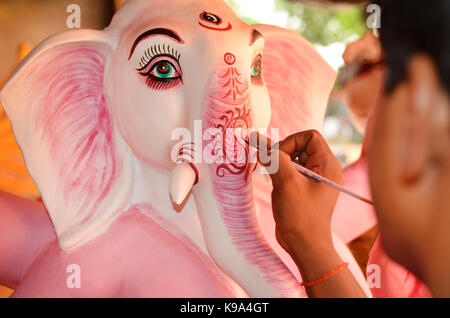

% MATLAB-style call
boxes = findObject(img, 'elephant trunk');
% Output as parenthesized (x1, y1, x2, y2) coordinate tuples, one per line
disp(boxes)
(172, 59, 304, 297)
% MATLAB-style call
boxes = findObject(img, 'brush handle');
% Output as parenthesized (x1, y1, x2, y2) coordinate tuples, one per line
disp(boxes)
(244, 137, 373, 206)
(291, 160, 373, 206)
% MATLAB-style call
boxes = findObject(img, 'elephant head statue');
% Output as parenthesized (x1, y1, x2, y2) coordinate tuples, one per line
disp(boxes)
(0, 0, 336, 297)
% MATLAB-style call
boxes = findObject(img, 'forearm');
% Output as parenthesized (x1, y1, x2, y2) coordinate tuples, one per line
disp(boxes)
(288, 233, 367, 298)
(267, 130, 367, 297)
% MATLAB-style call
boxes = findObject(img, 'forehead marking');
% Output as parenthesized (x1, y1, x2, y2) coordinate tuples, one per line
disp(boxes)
(198, 10, 232, 31)
(224, 53, 236, 65)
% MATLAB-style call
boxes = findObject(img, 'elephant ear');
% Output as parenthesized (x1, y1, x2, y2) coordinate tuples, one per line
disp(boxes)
(0, 30, 133, 250)
(254, 24, 336, 139)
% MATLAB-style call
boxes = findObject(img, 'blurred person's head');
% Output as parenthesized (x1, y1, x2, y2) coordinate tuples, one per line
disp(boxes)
(342, 31, 384, 134)
(368, 0, 450, 296)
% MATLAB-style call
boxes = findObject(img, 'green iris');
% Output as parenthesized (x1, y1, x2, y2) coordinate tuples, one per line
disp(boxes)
(154, 61, 175, 78)
(251, 60, 262, 78)
(251, 65, 260, 77)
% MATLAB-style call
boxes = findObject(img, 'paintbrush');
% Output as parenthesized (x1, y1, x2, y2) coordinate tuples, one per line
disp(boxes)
(244, 137, 374, 206)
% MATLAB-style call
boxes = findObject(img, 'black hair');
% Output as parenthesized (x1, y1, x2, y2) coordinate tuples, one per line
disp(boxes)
(376, 0, 450, 93)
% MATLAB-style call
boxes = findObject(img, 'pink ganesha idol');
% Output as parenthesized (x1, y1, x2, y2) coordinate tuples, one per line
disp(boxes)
(0, 0, 371, 297)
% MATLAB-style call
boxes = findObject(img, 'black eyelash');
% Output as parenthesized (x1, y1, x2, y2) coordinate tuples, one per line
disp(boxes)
(136, 44, 183, 90)
(137, 44, 181, 71)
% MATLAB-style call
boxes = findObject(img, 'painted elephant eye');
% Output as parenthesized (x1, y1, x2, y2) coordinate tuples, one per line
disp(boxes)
(137, 44, 183, 90)
(150, 61, 179, 79)
(200, 11, 222, 25)
(251, 54, 263, 85)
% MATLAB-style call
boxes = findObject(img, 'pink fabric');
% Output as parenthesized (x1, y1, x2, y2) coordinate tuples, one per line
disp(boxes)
(332, 157, 378, 243)
(368, 235, 431, 298)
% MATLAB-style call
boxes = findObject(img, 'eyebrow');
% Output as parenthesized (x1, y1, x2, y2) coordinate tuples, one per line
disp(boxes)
(128, 28, 184, 60)
(249, 29, 263, 46)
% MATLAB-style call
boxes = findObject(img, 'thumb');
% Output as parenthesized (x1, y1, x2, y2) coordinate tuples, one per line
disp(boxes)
(266, 149, 303, 189)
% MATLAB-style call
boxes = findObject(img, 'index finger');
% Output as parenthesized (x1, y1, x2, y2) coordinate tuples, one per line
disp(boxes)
(278, 129, 335, 160)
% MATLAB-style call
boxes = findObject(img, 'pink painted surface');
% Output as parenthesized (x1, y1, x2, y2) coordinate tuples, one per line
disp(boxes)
(202, 59, 303, 297)
(367, 236, 431, 298)
(32, 45, 120, 224)
(4, 202, 238, 297)
(265, 39, 312, 139)
(0, 191, 55, 289)
(0, 187, 426, 298)
(258, 27, 334, 139)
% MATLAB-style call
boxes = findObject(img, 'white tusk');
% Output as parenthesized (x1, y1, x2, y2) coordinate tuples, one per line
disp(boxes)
(169, 162, 198, 205)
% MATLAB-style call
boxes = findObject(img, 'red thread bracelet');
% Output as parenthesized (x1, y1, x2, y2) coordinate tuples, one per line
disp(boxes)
(301, 262, 349, 287)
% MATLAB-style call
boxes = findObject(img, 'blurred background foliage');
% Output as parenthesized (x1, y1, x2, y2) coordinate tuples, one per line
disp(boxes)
(274, 0, 365, 45)
(226, 0, 366, 46)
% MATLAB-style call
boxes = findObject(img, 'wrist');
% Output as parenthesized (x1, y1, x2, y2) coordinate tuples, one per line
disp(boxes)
(284, 231, 339, 272)
(283, 227, 333, 256)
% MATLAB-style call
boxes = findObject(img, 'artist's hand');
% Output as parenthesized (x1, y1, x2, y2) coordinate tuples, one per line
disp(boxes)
(267, 130, 343, 259)
(256, 131, 367, 298)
